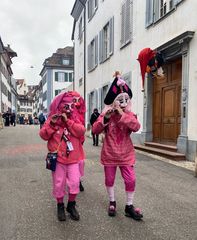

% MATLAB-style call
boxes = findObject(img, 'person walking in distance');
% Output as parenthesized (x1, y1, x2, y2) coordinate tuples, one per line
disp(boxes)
(90, 108, 100, 146)
(39, 91, 85, 221)
(92, 71, 143, 221)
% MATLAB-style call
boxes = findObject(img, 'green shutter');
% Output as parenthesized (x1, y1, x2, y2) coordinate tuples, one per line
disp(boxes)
(55, 72, 58, 81)
(64, 73, 68, 82)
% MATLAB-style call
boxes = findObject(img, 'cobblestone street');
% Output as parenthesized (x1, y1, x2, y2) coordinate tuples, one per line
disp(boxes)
(0, 125, 197, 240)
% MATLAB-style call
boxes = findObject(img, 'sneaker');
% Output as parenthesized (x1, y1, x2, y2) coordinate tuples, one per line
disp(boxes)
(66, 201, 80, 221)
(108, 201, 116, 217)
(57, 203, 66, 221)
(125, 205, 143, 221)
(79, 181, 84, 192)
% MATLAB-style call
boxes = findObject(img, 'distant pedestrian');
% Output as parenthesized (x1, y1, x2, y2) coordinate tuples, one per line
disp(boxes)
(90, 108, 100, 146)
(38, 111, 46, 129)
(92, 71, 143, 220)
(10, 112, 16, 126)
(3, 111, 10, 126)
(39, 91, 85, 222)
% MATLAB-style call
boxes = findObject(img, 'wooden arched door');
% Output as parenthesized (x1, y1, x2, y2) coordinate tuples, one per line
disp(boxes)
(153, 58, 182, 144)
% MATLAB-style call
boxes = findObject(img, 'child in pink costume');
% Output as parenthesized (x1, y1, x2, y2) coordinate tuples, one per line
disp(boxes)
(39, 91, 85, 221)
(69, 91, 86, 192)
(92, 72, 143, 220)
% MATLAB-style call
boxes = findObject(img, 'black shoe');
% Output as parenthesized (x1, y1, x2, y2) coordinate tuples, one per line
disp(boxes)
(79, 181, 84, 192)
(57, 203, 66, 221)
(108, 201, 116, 217)
(125, 205, 143, 221)
(66, 201, 80, 221)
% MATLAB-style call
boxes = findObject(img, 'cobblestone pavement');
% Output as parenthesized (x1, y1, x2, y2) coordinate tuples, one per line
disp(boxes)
(0, 125, 197, 240)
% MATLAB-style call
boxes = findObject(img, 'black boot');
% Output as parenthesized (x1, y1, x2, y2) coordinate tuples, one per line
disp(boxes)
(125, 205, 143, 221)
(79, 181, 84, 192)
(66, 201, 80, 221)
(108, 201, 116, 217)
(57, 203, 66, 221)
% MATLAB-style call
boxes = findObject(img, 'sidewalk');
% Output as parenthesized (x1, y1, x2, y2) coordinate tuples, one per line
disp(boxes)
(136, 149, 196, 172)
(86, 131, 196, 174)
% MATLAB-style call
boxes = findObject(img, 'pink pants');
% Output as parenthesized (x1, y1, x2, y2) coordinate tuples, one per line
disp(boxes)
(79, 159, 85, 177)
(104, 165, 136, 192)
(52, 162, 80, 199)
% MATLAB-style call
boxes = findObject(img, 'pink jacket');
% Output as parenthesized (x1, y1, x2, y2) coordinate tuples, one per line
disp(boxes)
(40, 118, 85, 165)
(92, 112, 140, 166)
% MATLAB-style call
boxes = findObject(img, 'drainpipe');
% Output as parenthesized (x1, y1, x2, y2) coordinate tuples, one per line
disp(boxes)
(72, 39, 75, 91)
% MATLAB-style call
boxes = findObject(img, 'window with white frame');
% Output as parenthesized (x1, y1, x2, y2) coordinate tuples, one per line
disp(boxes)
(88, 36, 98, 71)
(120, 0, 133, 48)
(146, 0, 184, 27)
(55, 72, 70, 82)
(99, 17, 114, 63)
(88, 0, 98, 20)
(62, 59, 70, 65)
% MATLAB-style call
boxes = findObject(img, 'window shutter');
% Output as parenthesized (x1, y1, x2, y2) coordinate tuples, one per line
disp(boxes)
(87, 93, 90, 123)
(109, 17, 114, 55)
(95, 35, 98, 67)
(55, 72, 58, 81)
(95, 0, 98, 9)
(173, 0, 183, 5)
(64, 73, 68, 82)
(125, 0, 131, 43)
(121, 3, 126, 45)
(145, 0, 154, 27)
(69, 73, 72, 82)
(153, 0, 159, 22)
(98, 88, 102, 112)
(88, 0, 91, 19)
(94, 89, 98, 108)
(88, 44, 91, 71)
(99, 30, 103, 63)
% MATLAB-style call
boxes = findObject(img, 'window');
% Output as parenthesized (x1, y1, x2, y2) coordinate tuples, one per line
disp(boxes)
(121, 0, 133, 48)
(88, 0, 98, 20)
(55, 72, 69, 82)
(62, 59, 69, 65)
(55, 89, 62, 96)
(99, 17, 114, 63)
(146, 0, 184, 27)
(88, 36, 98, 71)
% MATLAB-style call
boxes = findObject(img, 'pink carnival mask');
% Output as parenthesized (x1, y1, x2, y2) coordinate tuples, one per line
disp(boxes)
(113, 93, 130, 111)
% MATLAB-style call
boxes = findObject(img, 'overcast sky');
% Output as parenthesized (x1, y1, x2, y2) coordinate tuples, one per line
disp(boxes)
(0, 0, 75, 85)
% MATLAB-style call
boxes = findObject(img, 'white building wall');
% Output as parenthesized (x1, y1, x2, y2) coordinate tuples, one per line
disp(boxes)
(73, 10, 85, 97)
(72, 0, 197, 160)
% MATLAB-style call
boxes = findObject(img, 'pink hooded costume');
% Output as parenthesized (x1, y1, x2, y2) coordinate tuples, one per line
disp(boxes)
(92, 72, 143, 220)
(40, 92, 85, 165)
(39, 92, 86, 214)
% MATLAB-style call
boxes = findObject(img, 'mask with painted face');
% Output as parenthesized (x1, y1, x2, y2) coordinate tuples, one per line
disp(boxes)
(113, 92, 130, 112)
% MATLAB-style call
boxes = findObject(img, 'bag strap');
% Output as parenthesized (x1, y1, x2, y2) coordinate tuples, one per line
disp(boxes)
(55, 132, 64, 152)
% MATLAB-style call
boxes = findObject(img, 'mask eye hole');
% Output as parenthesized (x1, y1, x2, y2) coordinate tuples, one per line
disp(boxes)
(64, 104, 69, 110)
(71, 103, 75, 109)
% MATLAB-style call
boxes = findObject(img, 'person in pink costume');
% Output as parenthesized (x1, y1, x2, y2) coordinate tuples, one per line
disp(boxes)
(92, 71, 143, 220)
(68, 91, 86, 192)
(39, 91, 85, 221)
